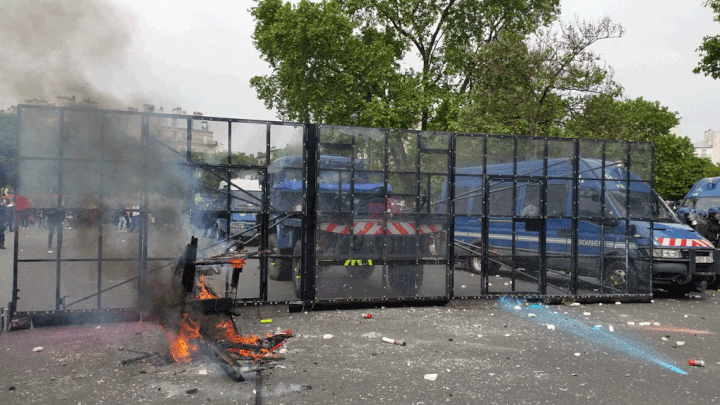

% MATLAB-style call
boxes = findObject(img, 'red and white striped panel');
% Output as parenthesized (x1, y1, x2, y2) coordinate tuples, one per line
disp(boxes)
(320, 221, 441, 235)
(655, 237, 714, 248)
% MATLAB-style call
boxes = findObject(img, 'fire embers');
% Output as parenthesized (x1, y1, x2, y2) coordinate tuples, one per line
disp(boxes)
(164, 315, 292, 364)
(167, 314, 201, 363)
(196, 276, 219, 300)
(163, 277, 290, 365)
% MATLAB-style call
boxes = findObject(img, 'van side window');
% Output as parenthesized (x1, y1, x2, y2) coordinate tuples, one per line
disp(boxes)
(578, 188, 601, 217)
(547, 183, 569, 216)
(578, 188, 613, 218)
(455, 184, 471, 215)
(489, 184, 513, 216)
(520, 184, 541, 217)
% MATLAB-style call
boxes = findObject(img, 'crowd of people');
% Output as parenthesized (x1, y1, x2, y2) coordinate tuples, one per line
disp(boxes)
(676, 206, 720, 247)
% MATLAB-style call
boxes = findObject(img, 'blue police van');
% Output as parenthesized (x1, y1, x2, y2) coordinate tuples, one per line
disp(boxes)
(448, 158, 718, 296)
(679, 177, 720, 217)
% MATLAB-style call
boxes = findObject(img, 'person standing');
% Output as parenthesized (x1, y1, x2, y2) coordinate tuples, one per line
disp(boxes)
(47, 202, 65, 250)
(0, 199, 7, 249)
(129, 204, 140, 232)
(14, 194, 31, 229)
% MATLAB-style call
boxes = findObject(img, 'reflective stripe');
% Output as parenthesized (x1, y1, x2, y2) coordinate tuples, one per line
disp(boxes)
(655, 237, 713, 248)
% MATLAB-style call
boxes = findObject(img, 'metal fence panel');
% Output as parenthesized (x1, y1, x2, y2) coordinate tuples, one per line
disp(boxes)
(11, 105, 658, 323)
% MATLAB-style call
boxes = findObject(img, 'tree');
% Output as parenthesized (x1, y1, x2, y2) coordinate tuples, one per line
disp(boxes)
(694, 0, 720, 78)
(343, 0, 560, 130)
(455, 17, 623, 137)
(0, 112, 17, 192)
(250, 0, 421, 129)
(251, 0, 561, 130)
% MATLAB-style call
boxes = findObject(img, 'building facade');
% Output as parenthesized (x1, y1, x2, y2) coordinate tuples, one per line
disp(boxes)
(694, 129, 720, 164)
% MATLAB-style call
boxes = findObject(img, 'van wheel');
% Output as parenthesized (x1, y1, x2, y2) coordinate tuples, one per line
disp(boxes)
(387, 265, 423, 295)
(468, 244, 500, 275)
(292, 241, 303, 299)
(268, 234, 291, 281)
(604, 260, 627, 291)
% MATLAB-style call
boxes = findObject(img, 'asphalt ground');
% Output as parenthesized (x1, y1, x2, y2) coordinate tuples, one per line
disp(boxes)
(3, 227, 720, 404)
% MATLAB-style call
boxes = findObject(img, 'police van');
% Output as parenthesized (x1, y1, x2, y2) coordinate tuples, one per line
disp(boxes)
(447, 158, 718, 296)
(679, 177, 720, 217)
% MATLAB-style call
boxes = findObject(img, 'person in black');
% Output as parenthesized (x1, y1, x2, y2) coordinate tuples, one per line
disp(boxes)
(46, 202, 65, 250)
(677, 207, 710, 237)
(0, 199, 7, 249)
(704, 206, 720, 248)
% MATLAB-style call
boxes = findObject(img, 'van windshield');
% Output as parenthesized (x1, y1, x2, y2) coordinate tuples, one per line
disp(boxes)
(607, 190, 676, 222)
(680, 197, 720, 214)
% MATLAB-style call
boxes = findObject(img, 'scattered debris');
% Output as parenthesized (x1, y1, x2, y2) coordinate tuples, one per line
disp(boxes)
(528, 313, 536, 318)
(323, 334, 334, 340)
(361, 314, 372, 319)
(382, 337, 406, 346)
(546, 325, 556, 331)
(120, 352, 158, 366)
(689, 359, 705, 367)
(185, 388, 198, 394)
(627, 322, 635, 326)
(32, 347, 43, 352)
(676, 341, 685, 346)
(574, 353, 581, 356)
(583, 312, 591, 316)
(424, 373, 438, 381)
(609, 326, 614, 332)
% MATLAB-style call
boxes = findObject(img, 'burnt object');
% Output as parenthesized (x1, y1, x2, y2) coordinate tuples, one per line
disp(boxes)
(231, 267, 242, 290)
(176, 237, 199, 293)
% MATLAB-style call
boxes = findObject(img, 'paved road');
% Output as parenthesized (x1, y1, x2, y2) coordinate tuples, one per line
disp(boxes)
(4, 226, 720, 404)
(1, 293, 720, 404)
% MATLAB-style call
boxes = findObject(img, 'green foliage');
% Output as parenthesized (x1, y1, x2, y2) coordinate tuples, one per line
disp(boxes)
(694, 0, 720, 78)
(455, 18, 623, 137)
(0, 112, 17, 191)
(251, 0, 561, 130)
(250, 0, 421, 129)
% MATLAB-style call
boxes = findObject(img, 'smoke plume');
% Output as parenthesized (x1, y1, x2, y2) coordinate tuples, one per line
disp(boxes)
(0, 0, 135, 108)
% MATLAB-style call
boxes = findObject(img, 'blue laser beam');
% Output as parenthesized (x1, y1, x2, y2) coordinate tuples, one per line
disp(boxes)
(500, 297, 687, 375)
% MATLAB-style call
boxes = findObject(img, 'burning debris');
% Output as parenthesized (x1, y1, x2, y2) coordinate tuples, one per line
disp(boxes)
(154, 236, 291, 382)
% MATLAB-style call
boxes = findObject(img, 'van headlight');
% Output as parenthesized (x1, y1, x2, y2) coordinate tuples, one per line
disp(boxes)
(653, 249, 681, 259)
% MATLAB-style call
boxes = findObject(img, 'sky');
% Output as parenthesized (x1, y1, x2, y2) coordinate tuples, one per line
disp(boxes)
(2, 0, 720, 145)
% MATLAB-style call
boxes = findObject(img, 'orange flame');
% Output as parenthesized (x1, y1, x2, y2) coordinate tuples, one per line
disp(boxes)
(196, 276, 218, 300)
(230, 258, 246, 269)
(215, 319, 278, 362)
(167, 314, 201, 363)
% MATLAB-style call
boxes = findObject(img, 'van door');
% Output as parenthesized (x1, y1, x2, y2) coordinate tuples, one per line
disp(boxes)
(487, 178, 545, 294)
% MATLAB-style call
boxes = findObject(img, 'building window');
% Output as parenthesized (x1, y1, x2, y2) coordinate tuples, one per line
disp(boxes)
(172, 117, 178, 127)
(202, 121, 208, 130)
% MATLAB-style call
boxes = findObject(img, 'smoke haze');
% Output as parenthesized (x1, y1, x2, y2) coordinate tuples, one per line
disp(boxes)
(0, 0, 135, 108)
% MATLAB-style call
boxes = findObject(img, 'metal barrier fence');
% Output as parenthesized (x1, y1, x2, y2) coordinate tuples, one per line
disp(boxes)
(11, 105, 656, 323)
